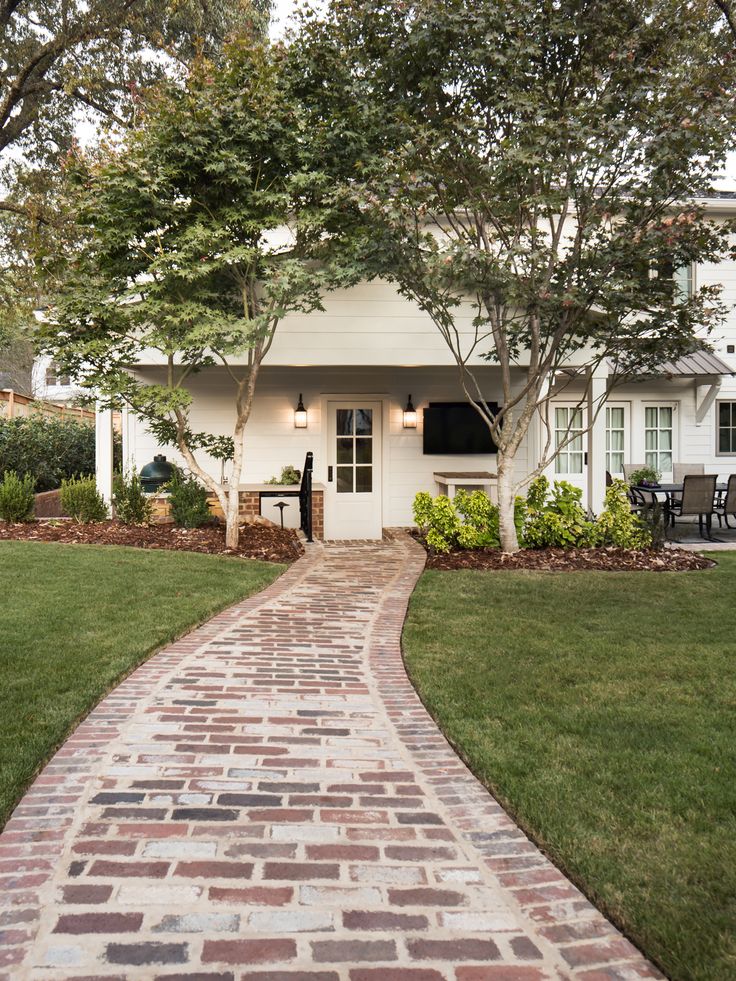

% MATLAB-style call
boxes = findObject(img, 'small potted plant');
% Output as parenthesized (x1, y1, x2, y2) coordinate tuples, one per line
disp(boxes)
(627, 466, 662, 489)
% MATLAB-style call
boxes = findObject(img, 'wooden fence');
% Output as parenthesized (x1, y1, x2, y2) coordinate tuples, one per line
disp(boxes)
(0, 389, 96, 424)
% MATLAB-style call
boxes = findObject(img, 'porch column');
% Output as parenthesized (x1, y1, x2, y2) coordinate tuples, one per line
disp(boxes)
(587, 368, 608, 515)
(95, 404, 114, 506)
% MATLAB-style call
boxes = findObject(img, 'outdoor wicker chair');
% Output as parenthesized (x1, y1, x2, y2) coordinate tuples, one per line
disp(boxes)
(714, 473, 736, 529)
(667, 474, 717, 539)
(673, 463, 705, 483)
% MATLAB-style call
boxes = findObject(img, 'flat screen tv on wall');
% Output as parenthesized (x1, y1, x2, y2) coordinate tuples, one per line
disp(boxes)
(423, 402, 499, 455)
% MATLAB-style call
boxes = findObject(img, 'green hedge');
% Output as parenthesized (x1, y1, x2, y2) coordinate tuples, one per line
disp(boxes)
(0, 416, 120, 492)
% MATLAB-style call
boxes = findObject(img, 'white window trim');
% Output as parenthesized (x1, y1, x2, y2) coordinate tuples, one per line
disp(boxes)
(716, 398, 736, 457)
(642, 401, 678, 478)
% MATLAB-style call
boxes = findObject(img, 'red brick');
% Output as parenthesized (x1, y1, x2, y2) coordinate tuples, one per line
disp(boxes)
(175, 862, 253, 880)
(208, 886, 292, 906)
(305, 845, 379, 862)
(456, 970, 547, 981)
(343, 911, 429, 932)
(312, 940, 397, 963)
(88, 860, 168, 878)
(72, 840, 137, 856)
(407, 938, 500, 961)
(561, 938, 643, 968)
(240, 975, 338, 981)
(384, 846, 457, 862)
(61, 885, 113, 904)
(263, 862, 339, 881)
(350, 972, 445, 981)
(202, 939, 296, 965)
(388, 888, 464, 907)
(54, 912, 143, 934)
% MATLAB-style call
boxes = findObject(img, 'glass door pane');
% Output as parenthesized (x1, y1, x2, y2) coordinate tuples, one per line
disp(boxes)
(555, 407, 584, 475)
(336, 407, 374, 494)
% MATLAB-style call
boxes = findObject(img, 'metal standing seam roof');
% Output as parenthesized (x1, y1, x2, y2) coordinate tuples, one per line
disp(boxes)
(657, 349, 735, 377)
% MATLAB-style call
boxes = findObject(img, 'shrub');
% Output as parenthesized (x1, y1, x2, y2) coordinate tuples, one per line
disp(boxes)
(640, 499, 668, 551)
(0, 471, 35, 522)
(412, 492, 461, 553)
(413, 489, 526, 553)
(113, 467, 153, 526)
(60, 476, 108, 523)
(454, 489, 501, 549)
(266, 465, 302, 485)
(0, 416, 95, 491)
(593, 479, 652, 549)
(166, 471, 212, 528)
(524, 476, 596, 548)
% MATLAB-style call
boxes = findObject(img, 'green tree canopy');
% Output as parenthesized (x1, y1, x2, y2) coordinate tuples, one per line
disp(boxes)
(42, 38, 360, 546)
(294, 0, 736, 551)
(0, 0, 272, 361)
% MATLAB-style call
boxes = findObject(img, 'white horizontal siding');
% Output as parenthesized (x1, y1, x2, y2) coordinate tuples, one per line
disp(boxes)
(128, 365, 529, 529)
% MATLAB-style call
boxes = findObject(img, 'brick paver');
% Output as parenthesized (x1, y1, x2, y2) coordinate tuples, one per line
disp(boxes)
(0, 533, 662, 980)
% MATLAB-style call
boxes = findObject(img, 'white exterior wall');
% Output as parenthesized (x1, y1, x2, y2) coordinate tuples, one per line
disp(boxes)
(128, 365, 527, 528)
(115, 202, 736, 531)
(31, 354, 85, 404)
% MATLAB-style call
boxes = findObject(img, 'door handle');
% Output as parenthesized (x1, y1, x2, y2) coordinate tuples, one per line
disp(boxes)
(328, 466, 333, 482)
(584, 452, 588, 466)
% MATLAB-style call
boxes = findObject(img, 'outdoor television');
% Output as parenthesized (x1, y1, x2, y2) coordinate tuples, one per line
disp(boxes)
(422, 402, 499, 456)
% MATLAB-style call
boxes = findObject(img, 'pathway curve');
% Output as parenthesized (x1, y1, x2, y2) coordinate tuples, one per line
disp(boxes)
(0, 534, 661, 980)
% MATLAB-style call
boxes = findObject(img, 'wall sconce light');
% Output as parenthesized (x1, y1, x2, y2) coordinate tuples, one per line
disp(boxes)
(294, 393, 308, 429)
(403, 394, 417, 429)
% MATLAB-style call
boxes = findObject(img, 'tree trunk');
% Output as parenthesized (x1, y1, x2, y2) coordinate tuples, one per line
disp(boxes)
(225, 483, 241, 550)
(497, 455, 520, 554)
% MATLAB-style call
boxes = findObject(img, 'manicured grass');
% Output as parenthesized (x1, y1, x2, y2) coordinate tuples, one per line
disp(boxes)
(0, 541, 283, 829)
(403, 556, 736, 981)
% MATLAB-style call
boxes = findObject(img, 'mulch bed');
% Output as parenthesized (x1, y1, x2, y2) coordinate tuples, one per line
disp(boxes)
(417, 540, 715, 573)
(0, 519, 303, 564)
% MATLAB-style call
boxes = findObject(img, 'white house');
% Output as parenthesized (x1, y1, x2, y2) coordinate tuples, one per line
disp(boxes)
(96, 194, 736, 540)
(32, 354, 86, 405)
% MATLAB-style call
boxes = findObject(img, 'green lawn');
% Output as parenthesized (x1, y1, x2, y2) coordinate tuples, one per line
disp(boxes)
(403, 556, 736, 981)
(0, 541, 283, 829)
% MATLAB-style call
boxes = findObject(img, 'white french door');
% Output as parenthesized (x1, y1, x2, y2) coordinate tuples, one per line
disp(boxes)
(605, 402, 630, 478)
(552, 403, 587, 497)
(643, 404, 675, 480)
(325, 401, 383, 540)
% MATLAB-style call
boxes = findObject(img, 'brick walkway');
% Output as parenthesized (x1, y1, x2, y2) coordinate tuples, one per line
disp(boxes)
(0, 534, 662, 980)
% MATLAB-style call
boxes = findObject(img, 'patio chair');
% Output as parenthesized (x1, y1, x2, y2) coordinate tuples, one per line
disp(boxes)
(673, 463, 705, 483)
(628, 484, 661, 517)
(667, 474, 717, 539)
(714, 473, 736, 529)
(622, 463, 647, 482)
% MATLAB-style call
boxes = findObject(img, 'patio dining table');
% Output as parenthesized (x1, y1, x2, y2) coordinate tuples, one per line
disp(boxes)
(632, 481, 727, 503)
(631, 481, 729, 541)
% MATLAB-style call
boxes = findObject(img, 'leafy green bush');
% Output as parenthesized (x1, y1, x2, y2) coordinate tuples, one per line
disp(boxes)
(413, 492, 461, 553)
(113, 468, 153, 526)
(627, 466, 661, 486)
(266, 465, 302, 485)
(0, 471, 35, 522)
(0, 416, 95, 491)
(413, 489, 526, 553)
(524, 476, 596, 548)
(454, 489, 500, 549)
(60, 476, 108, 523)
(166, 471, 212, 528)
(593, 479, 652, 549)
